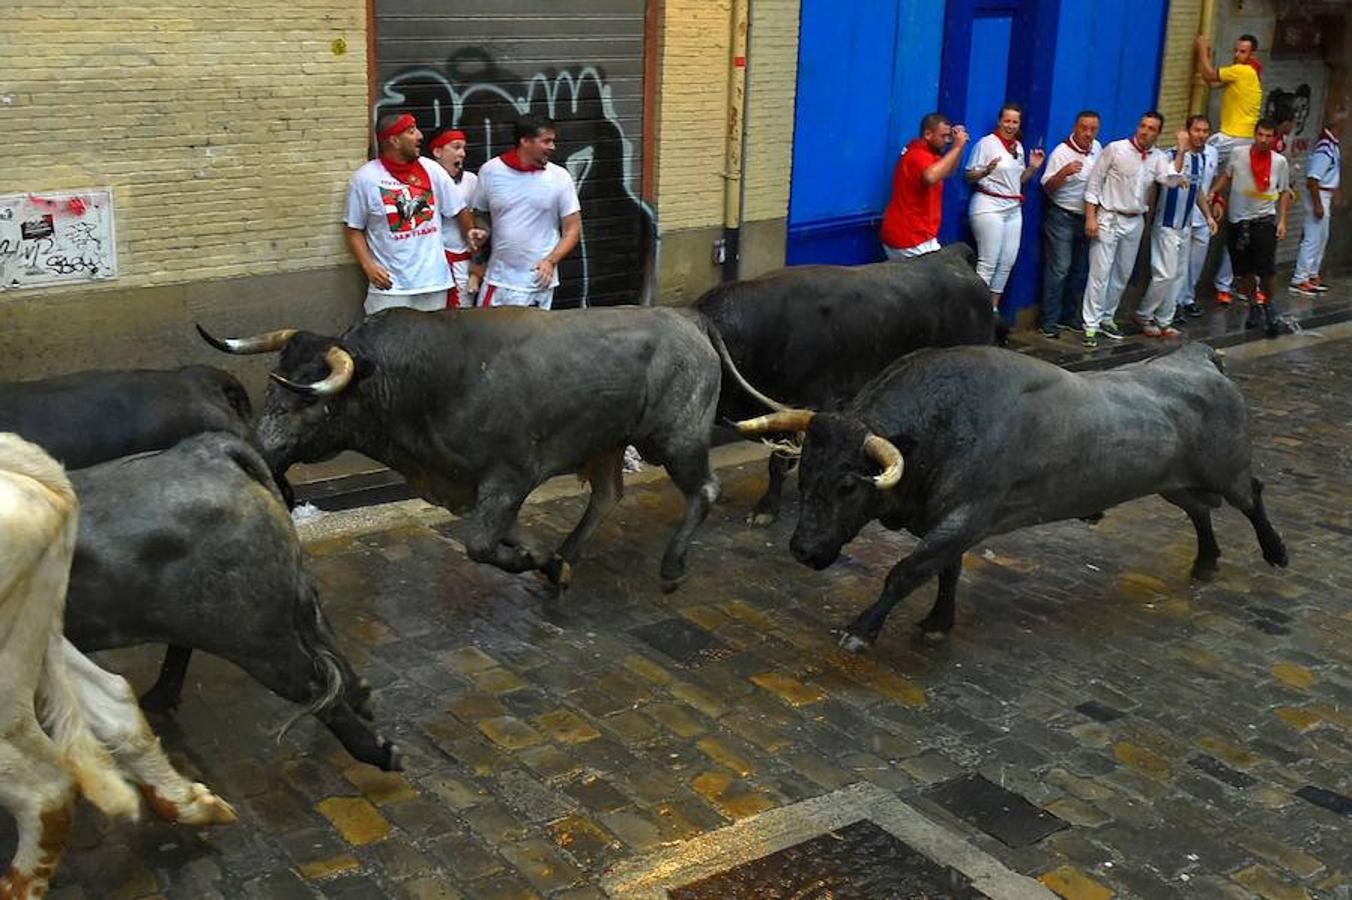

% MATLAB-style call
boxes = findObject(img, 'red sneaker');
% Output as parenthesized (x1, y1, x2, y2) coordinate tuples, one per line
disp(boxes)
(1311, 276, 1330, 293)
(1215, 291, 1233, 305)
(1290, 280, 1319, 296)
(1255, 289, 1268, 305)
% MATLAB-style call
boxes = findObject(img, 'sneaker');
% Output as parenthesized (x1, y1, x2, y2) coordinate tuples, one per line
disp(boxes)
(1160, 324, 1182, 338)
(1099, 321, 1126, 340)
(1254, 289, 1268, 305)
(1311, 277, 1330, 293)
(1061, 320, 1084, 333)
(1181, 302, 1204, 318)
(1290, 280, 1319, 296)
(1215, 291, 1234, 305)
(1082, 330, 1099, 348)
(1140, 321, 1162, 337)
(1040, 328, 1060, 339)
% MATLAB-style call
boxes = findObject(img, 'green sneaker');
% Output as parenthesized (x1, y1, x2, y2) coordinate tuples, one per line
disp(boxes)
(1082, 329, 1099, 349)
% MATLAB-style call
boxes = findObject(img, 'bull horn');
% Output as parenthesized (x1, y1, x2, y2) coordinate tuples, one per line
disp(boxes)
(196, 323, 298, 355)
(862, 433, 904, 490)
(735, 409, 815, 435)
(269, 346, 355, 397)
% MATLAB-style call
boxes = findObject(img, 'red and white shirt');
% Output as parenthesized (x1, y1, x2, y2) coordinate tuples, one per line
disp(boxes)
(345, 159, 466, 295)
(474, 158, 581, 291)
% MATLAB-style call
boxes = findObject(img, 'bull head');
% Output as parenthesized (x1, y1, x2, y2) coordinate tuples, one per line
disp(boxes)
(736, 410, 903, 490)
(196, 323, 356, 397)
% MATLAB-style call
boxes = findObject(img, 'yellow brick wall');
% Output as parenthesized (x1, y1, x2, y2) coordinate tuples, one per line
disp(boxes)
(741, 0, 799, 223)
(656, 0, 733, 232)
(1157, 0, 1204, 127)
(0, 1, 367, 294)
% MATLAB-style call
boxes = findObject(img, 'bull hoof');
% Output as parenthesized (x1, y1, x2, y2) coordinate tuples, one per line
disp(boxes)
(381, 741, 404, 772)
(838, 632, 872, 653)
(144, 783, 238, 827)
(1190, 560, 1220, 582)
(746, 509, 777, 528)
(660, 575, 686, 594)
(139, 683, 182, 715)
(1266, 544, 1290, 568)
(540, 556, 573, 590)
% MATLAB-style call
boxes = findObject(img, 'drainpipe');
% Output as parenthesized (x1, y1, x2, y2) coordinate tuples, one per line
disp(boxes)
(1189, 0, 1219, 114)
(721, 0, 749, 282)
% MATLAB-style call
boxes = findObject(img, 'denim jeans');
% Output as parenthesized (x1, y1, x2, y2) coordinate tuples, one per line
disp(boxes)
(1040, 203, 1089, 329)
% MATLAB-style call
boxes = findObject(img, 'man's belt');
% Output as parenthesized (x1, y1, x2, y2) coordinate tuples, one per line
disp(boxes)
(976, 187, 1024, 201)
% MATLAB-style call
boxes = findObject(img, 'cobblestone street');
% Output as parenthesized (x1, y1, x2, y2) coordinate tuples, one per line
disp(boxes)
(18, 332, 1352, 899)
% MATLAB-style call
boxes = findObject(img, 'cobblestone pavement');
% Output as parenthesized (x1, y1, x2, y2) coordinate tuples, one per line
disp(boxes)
(15, 336, 1352, 899)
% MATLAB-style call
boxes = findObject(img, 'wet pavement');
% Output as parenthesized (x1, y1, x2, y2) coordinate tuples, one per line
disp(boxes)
(9, 331, 1352, 899)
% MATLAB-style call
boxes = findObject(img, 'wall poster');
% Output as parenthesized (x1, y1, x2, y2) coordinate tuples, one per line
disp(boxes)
(0, 189, 118, 291)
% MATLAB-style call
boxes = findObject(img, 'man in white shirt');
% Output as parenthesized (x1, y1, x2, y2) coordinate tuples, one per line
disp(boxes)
(1038, 110, 1101, 338)
(1136, 115, 1220, 336)
(473, 114, 582, 309)
(1079, 111, 1188, 348)
(1208, 119, 1292, 336)
(1290, 114, 1344, 295)
(345, 113, 478, 316)
(428, 129, 486, 308)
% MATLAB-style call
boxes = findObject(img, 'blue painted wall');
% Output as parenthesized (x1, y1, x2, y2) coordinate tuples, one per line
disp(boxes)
(787, 0, 1168, 323)
(786, 0, 945, 265)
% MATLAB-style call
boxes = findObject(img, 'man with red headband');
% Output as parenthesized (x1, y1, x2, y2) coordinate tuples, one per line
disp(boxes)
(1208, 119, 1291, 337)
(428, 129, 486, 307)
(472, 114, 581, 309)
(344, 112, 478, 315)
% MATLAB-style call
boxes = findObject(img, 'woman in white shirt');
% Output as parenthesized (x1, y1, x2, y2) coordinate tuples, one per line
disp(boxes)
(965, 104, 1046, 309)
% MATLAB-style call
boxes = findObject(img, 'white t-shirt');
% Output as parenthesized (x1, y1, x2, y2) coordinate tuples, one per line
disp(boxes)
(1040, 138, 1102, 214)
(443, 170, 479, 256)
(474, 157, 581, 291)
(1225, 147, 1291, 223)
(345, 158, 466, 295)
(968, 134, 1026, 214)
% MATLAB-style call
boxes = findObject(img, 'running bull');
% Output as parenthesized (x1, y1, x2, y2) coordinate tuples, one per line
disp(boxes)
(63, 432, 400, 771)
(698, 244, 1000, 525)
(197, 306, 763, 590)
(739, 344, 1288, 650)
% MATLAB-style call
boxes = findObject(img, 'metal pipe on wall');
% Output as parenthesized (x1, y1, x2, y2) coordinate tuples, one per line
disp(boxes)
(1189, 0, 1219, 114)
(721, 0, 750, 282)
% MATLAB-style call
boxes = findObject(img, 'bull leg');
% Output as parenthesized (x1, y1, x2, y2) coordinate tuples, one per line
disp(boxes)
(52, 638, 236, 827)
(139, 645, 193, 713)
(0, 721, 78, 900)
(1160, 490, 1223, 580)
(1222, 476, 1288, 567)
(546, 449, 626, 590)
(915, 558, 964, 641)
(842, 511, 978, 651)
(659, 448, 721, 591)
(463, 482, 541, 574)
(748, 451, 796, 527)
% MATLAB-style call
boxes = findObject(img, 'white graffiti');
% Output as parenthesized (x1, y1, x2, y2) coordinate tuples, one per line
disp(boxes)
(377, 66, 654, 307)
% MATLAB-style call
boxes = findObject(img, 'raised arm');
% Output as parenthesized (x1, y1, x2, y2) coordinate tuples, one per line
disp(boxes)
(1194, 35, 1222, 85)
(924, 126, 969, 185)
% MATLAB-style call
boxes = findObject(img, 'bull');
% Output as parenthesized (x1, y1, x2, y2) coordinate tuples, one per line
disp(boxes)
(197, 306, 769, 590)
(738, 343, 1288, 650)
(697, 244, 1000, 525)
(64, 432, 400, 771)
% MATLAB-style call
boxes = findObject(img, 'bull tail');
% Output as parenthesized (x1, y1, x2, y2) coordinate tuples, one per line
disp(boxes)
(699, 315, 791, 413)
(273, 574, 347, 742)
(217, 373, 254, 422)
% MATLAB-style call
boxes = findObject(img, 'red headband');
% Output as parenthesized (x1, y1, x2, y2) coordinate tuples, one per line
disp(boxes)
(427, 130, 466, 151)
(377, 113, 416, 143)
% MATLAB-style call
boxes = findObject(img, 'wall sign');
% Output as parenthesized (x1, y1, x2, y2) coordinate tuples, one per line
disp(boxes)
(0, 189, 118, 291)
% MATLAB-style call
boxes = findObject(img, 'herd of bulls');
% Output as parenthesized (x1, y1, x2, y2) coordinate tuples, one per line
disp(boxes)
(0, 245, 1287, 896)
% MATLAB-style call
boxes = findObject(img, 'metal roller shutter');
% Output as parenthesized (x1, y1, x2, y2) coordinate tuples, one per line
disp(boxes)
(374, 1, 651, 308)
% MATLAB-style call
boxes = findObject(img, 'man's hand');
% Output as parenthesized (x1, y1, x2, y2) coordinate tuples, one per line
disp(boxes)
(1029, 147, 1046, 168)
(1194, 34, 1211, 55)
(468, 227, 489, 250)
(952, 125, 969, 147)
(1276, 219, 1287, 241)
(1059, 160, 1084, 178)
(1206, 216, 1219, 236)
(1176, 129, 1190, 151)
(985, 158, 1000, 175)
(1312, 198, 1325, 220)
(1085, 213, 1099, 239)
(364, 263, 393, 291)
(532, 258, 556, 288)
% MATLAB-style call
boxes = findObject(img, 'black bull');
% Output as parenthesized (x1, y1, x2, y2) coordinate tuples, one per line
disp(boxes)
(739, 344, 1288, 650)
(198, 306, 773, 590)
(64, 433, 400, 771)
(697, 243, 1000, 525)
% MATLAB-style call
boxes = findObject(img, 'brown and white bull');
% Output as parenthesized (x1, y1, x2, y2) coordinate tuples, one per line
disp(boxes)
(0, 434, 235, 900)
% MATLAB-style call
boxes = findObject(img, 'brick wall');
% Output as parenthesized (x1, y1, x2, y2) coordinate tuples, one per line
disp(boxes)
(742, 0, 800, 224)
(0, 1, 367, 295)
(1157, 0, 1204, 127)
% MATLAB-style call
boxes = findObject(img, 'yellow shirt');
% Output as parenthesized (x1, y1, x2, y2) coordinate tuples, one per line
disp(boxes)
(1218, 64, 1262, 138)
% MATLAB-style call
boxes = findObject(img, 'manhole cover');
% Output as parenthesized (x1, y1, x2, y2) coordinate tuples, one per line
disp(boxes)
(668, 819, 986, 899)
(926, 775, 1066, 848)
(631, 617, 732, 667)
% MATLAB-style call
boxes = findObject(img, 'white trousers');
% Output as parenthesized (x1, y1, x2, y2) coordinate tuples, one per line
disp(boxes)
(364, 288, 449, 316)
(970, 206, 1022, 294)
(1179, 221, 1212, 304)
(1082, 211, 1143, 328)
(1293, 189, 1334, 284)
(1138, 227, 1188, 325)
(884, 238, 940, 260)
(481, 283, 555, 309)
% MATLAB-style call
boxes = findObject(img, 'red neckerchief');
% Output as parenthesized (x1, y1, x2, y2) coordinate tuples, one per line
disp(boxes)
(1245, 58, 1263, 77)
(1064, 135, 1091, 155)
(499, 148, 546, 173)
(1249, 144, 1273, 193)
(993, 131, 1019, 157)
(379, 155, 430, 190)
(1128, 138, 1149, 161)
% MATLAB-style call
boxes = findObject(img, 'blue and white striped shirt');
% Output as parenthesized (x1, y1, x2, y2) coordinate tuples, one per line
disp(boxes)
(1155, 145, 1217, 230)
(1307, 130, 1341, 191)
